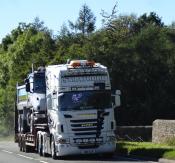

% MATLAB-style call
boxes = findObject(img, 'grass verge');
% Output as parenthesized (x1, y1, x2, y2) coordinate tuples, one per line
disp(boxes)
(116, 141, 175, 160)
(0, 123, 13, 141)
(163, 151, 175, 160)
(0, 135, 14, 141)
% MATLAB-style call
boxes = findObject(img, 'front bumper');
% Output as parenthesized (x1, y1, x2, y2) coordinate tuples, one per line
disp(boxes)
(55, 142, 116, 156)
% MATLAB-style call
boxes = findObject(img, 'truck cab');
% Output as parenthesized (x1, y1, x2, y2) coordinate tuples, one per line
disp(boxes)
(44, 60, 120, 157)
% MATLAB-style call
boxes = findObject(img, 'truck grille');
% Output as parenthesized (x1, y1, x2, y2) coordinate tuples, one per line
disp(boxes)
(70, 117, 104, 137)
(67, 110, 109, 148)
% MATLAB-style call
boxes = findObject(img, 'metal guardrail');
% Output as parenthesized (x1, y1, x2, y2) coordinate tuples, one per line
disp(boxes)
(116, 126, 152, 142)
(116, 134, 144, 142)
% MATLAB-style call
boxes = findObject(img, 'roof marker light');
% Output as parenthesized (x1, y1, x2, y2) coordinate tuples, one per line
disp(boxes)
(69, 60, 95, 68)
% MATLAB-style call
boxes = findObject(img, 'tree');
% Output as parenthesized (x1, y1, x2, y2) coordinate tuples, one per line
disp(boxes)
(101, 2, 118, 29)
(133, 12, 164, 32)
(1, 35, 13, 51)
(1, 10, 175, 131)
(0, 19, 56, 133)
(69, 4, 96, 35)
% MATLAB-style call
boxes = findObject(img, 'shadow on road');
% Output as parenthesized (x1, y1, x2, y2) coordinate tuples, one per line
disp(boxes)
(52, 154, 154, 162)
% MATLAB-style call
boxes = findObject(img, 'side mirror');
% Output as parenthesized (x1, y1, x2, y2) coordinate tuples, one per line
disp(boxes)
(112, 90, 121, 108)
(25, 78, 30, 92)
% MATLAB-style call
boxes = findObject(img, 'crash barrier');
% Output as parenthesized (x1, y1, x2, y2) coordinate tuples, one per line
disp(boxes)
(116, 126, 152, 142)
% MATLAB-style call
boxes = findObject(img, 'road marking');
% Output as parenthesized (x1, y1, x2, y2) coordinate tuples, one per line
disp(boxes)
(1, 148, 49, 163)
(17, 154, 49, 163)
(17, 154, 34, 160)
(40, 161, 49, 163)
(2, 150, 13, 154)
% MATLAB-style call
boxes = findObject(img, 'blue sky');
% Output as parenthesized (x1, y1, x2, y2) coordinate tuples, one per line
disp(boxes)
(0, 0, 175, 41)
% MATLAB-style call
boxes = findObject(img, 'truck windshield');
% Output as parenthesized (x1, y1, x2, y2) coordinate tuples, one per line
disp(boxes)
(58, 91, 112, 111)
(34, 73, 46, 93)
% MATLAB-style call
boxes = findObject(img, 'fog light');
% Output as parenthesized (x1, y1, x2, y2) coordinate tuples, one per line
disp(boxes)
(107, 136, 116, 142)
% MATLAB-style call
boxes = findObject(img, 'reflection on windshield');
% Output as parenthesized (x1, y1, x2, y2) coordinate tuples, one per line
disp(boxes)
(58, 91, 112, 111)
(34, 73, 46, 93)
(18, 87, 27, 102)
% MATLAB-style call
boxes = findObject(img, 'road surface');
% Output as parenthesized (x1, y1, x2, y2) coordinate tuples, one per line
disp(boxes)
(0, 141, 157, 163)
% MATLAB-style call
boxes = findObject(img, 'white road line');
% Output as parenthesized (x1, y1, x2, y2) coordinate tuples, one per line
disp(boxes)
(17, 154, 49, 163)
(2, 150, 13, 154)
(40, 161, 49, 163)
(17, 154, 34, 160)
(1, 149, 49, 163)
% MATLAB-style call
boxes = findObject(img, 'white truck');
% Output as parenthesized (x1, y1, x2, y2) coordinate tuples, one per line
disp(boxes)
(15, 60, 121, 159)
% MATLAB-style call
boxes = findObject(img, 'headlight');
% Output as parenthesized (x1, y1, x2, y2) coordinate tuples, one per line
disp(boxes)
(57, 124, 64, 134)
(55, 137, 70, 144)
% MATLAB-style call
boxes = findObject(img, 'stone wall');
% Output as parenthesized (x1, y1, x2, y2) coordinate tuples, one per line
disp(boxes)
(152, 119, 175, 143)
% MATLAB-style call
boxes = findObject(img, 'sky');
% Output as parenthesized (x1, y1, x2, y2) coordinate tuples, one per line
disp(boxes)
(0, 0, 175, 41)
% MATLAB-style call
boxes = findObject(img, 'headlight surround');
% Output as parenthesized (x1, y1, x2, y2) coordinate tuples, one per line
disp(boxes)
(55, 137, 70, 144)
(57, 124, 64, 134)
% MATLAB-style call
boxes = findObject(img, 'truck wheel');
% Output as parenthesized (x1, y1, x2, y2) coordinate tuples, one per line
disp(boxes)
(42, 147, 48, 157)
(51, 138, 56, 159)
(39, 146, 43, 156)
(42, 139, 48, 157)
(38, 139, 43, 156)
(22, 137, 25, 152)
(25, 145, 30, 153)
(19, 138, 22, 151)
(42, 148, 46, 157)
(103, 152, 114, 158)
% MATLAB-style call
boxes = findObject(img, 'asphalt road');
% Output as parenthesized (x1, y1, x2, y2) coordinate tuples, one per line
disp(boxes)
(0, 141, 158, 163)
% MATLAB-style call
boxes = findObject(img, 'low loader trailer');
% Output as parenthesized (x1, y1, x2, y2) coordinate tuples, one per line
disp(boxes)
(15, 60, 121, 159)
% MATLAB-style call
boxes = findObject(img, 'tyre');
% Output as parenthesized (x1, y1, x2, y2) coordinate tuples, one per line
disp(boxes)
(51, 137, 57, 159)
(25, 145, 30, 153)
(19, 138, 22, 151)
(42, 149, 46, 157)
(42, 138, 47, 157)
(38, 139, 43, 156)
(22, 137, 25, 152)
(42, 147, 49, 157)
(103, 152, 114, 158)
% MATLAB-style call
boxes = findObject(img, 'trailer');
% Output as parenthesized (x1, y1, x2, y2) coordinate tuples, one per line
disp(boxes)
(15, 60, 121, 159)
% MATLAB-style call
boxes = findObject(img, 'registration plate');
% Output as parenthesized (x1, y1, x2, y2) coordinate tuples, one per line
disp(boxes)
(74, 137, 103, 144)
(81, 149, 96, 154)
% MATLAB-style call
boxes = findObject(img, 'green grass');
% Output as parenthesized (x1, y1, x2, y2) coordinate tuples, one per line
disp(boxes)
(0, 123, 13, 141)
(164, 137, 175, 147)
(0, 125, 9, 136)
(163, 151, 175, 160)
(0, 135, 14, 141)
(116, 141, 175, 159)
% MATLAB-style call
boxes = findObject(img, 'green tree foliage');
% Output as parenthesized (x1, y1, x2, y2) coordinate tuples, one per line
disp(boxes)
(0, 18, 55, 131)
(1, 4, 175, 132)
(69, 4, 96, 35)
(86, 12, 175, 125)
(132, 12, 164, 32)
